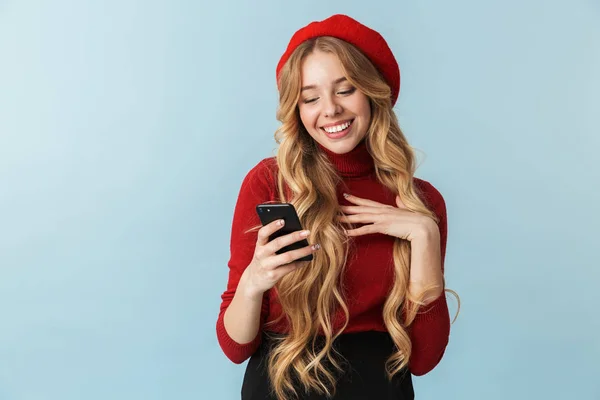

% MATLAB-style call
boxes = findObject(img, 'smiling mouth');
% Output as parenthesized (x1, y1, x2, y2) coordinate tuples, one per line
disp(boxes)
(320, 119, 354, 134)
(319, 119, 354, 140)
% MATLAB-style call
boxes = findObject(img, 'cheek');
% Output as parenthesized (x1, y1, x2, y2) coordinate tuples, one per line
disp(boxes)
(298, 107, 319, 130)
(357, 98, 371, 119)
(363, 105, 371, 123)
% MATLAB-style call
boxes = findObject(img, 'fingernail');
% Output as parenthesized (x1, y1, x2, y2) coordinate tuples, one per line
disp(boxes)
(300, 230, 310, 237)
(312, 244, 321, 250)
(343, 193, 350, 198)
(278, 219, 285, 226)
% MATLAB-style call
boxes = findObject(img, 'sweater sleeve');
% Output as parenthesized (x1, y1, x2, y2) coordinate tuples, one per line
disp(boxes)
(216, 158, 275, 364)
(408, 180, 452, 376)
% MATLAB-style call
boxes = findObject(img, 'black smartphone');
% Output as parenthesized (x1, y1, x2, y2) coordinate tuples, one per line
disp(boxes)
(255, 203, 313, 262)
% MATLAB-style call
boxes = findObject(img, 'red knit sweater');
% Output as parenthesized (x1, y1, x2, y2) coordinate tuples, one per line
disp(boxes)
(216, 140, 451, 376)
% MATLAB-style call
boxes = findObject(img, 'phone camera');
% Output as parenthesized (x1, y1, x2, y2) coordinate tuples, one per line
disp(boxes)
(267, 209, 271, 212)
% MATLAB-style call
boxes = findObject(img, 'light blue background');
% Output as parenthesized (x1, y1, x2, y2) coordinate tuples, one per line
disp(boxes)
(1, 0, 598, 399)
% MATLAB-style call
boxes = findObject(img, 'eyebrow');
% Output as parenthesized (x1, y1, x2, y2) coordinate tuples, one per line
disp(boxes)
(301, 77, 347, 92)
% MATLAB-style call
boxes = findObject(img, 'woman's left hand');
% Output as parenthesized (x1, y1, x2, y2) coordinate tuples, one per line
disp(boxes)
(338, 193, 438, 242)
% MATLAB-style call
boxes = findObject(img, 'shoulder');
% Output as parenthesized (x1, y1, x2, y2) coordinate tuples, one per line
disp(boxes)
(237, 157, 279, 198)
(412, 177, 447, 218)
(244, 157, 278, 182)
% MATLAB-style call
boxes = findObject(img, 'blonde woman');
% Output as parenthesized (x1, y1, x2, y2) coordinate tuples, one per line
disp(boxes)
(216, 14, 458, 400)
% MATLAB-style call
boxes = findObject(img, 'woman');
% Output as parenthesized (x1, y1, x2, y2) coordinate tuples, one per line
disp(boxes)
(216, 14, 458, 400)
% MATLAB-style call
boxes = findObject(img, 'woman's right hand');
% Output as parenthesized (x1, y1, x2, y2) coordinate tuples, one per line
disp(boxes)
(242, 219, 320, 299)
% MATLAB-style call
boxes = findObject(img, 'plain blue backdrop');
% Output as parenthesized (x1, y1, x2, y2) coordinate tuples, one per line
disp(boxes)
(1, 0, 599, 399)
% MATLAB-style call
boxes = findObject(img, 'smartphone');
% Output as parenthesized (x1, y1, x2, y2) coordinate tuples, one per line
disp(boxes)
(255, 203, 313, 262)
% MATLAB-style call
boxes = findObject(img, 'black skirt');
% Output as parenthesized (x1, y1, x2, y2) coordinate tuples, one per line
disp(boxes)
(241, 331, 414, 400)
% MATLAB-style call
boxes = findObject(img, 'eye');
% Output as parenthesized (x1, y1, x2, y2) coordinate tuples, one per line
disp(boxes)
(301, 88, 355, 104)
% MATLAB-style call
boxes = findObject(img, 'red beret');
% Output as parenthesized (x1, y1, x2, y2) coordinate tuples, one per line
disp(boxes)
(276, 14, 400, 106)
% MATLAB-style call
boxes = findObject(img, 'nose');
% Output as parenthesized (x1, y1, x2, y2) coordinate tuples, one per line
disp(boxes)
(323, 95, 342, 118)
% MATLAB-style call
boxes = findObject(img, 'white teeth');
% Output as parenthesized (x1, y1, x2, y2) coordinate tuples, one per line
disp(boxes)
(323, 120, 352, 133)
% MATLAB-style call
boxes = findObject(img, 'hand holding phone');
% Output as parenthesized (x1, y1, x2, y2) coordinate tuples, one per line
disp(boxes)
(256, 203, 314, 262)
(241, 203, 320, 298)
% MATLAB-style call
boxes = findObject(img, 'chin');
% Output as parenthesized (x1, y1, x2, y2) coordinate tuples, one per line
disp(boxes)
(321, 137, 359, 154)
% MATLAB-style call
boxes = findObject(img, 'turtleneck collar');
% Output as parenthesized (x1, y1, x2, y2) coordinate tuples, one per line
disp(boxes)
(317, 139, 375, 178)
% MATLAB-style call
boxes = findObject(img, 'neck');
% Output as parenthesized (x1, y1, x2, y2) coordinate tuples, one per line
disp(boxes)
(316, 140, 375, 178)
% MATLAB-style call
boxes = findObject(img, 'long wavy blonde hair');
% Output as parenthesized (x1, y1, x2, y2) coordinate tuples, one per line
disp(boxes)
(266, 36, 458, 400)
